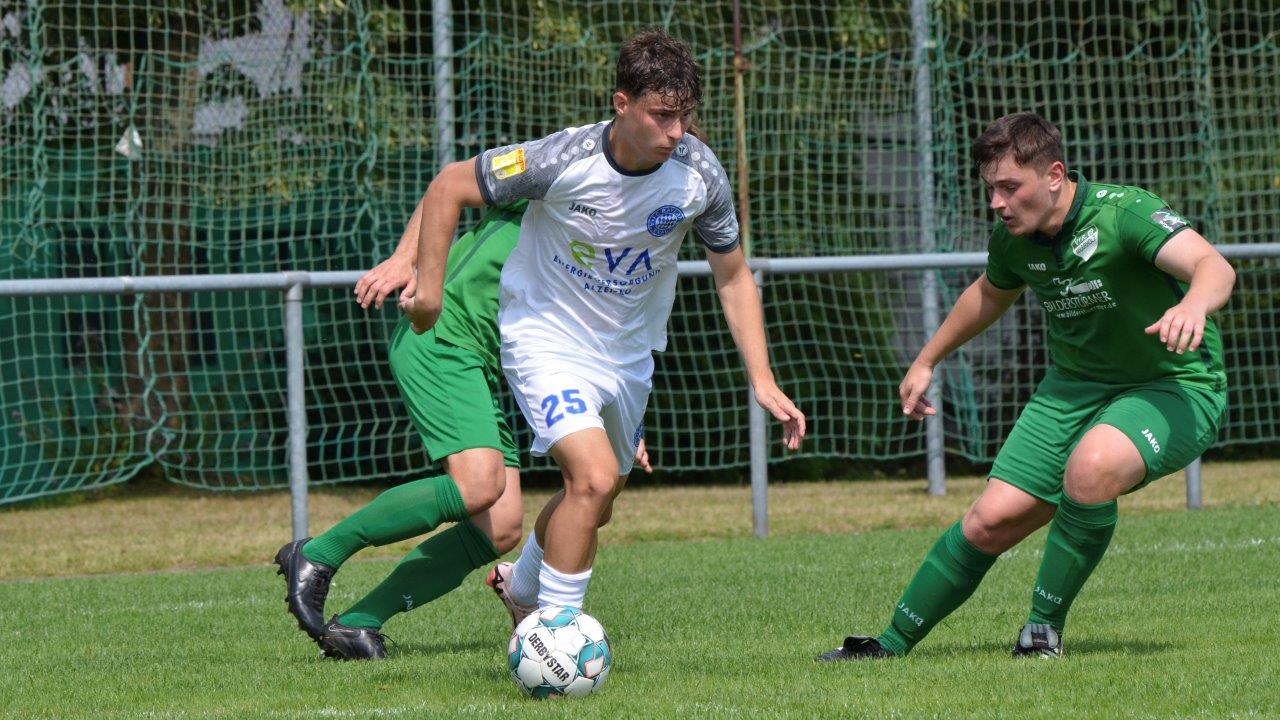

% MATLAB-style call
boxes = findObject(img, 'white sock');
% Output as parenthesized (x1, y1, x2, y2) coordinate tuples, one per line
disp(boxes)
(507, 530, 544, 605)
(537, 562, 593, 610)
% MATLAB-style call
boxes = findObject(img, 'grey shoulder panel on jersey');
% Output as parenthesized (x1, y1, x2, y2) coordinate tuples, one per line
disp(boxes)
(669, 135, 739, 253)
(475, 122, 609, 206)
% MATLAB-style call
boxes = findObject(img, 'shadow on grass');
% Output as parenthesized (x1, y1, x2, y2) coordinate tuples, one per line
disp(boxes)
(390, 637, 497, 658)
(1063, 637, 1179, 656)
(917, 637, 1179, 658)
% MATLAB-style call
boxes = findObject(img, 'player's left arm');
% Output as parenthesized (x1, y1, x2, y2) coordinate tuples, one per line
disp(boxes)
(1146, 229, 1236, 354)
(706, 246, 806, 450)
(355, 197, 424, 311)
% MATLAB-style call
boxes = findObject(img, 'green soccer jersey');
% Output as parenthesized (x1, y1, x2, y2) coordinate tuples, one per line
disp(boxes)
(429, 201, 526, 373)
(984, 171, 1226, 389)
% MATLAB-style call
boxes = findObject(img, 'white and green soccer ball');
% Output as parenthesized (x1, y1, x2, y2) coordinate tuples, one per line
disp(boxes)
(508, 606, 612, 699)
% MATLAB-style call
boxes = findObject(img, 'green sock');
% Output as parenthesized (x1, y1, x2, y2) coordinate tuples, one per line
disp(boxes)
(301, 474, 468, 569)
(877, 521, 999, 656)
(336, 521, 499, 629)
(1027, 494, 1118, 632)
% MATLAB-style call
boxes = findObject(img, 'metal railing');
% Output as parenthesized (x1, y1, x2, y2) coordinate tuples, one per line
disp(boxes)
(4, 242, 1277, 537)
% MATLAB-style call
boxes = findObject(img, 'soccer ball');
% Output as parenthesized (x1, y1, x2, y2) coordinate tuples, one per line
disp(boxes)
(508, 606, 612, 698)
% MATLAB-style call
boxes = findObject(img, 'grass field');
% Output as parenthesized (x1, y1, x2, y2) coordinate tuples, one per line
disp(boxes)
(1, 462, 1278, 719)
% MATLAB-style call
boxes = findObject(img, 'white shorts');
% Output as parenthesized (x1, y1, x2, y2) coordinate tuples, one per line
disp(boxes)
(501, 340, 652, 475)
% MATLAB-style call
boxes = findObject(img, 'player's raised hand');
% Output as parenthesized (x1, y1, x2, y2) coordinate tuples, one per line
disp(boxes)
(899, 360, 937, 421)
(753, 383, 806, 450)
(633, 437, 653, 474)
(1145, 300, 1207, 355)
(354, 256, 413, 310)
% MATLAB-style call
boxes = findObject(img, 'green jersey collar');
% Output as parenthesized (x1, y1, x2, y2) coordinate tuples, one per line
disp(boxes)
(1031, 170, 1089, 246)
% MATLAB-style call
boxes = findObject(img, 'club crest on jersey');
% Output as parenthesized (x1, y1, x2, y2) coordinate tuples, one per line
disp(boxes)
(1071, 225, 1098, 262)
(646, 205, 685, 237)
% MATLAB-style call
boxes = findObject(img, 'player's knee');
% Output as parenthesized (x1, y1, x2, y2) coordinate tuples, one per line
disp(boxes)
(961, 505, 1013, 554)
(564, 469, 618, 508)
(452, 464, 507, 511)
(1063, 449, 1121, 504)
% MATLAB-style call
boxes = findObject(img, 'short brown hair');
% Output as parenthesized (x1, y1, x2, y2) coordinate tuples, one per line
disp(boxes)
(973, 112, 1064, 172)
(615, 29, 702, 109)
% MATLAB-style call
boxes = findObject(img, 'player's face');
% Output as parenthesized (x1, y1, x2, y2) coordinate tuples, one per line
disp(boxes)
(980, 154, 1066, 237)
(612, 90, 697, 168)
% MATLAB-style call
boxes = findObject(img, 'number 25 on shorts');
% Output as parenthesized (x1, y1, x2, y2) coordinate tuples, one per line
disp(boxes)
(542, 389, 587, 427)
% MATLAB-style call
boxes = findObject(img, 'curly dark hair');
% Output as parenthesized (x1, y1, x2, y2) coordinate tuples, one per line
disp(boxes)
(615, 28, 702, 109)
(973, 112, 1065, 172)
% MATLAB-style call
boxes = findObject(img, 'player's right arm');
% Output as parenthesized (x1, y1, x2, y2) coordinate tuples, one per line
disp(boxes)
(900, 273, 1023, 420)
(404, 157, 487, 334)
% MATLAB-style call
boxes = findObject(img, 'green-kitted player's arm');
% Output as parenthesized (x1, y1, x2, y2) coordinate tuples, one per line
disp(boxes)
(407, 157, 487, 334)
(1116, 199, 1236, 355)
(1145, 230, 1236, 354)
(355, 197, 426, 311)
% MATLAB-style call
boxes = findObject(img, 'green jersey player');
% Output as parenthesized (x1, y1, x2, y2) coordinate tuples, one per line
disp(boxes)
(272, 201, 651, 660)
(819, 112, 1235, 661)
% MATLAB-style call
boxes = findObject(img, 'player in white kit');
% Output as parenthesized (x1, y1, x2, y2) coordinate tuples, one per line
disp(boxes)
(403, 29, 805, 618)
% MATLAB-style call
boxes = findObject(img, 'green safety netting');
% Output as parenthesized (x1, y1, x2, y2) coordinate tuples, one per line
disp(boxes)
(1, 1, 1276, 502)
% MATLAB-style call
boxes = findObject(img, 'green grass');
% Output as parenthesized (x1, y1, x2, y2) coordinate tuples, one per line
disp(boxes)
(2, 504, 1278, 719)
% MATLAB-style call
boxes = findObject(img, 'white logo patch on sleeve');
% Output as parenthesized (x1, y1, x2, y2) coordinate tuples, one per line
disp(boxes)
(1150, 208, 1188, 233)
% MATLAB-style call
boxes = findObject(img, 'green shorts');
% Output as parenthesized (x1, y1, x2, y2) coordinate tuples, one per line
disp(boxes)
(387, 317, 519, 468)
(989, 367, 1226, 504)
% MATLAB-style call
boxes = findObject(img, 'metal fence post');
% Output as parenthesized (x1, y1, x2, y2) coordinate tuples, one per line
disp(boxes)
(433, 0, 455, 169)
(750, 269, 768, 538)
(285, 278, 309, 540)
(912, 0, 945, 496)
(1186, 457, 1203, 510)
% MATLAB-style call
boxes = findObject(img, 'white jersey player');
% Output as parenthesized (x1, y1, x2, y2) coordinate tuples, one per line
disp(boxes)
(403, 29, 805, 618)
(476, 118, 738, 477)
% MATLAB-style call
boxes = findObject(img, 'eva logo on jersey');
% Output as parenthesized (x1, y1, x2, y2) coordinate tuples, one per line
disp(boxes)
(569, 240, 653, 277)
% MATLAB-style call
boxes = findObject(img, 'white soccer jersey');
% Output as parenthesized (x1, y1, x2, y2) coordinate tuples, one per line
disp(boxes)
(476, 120, 739, 365)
